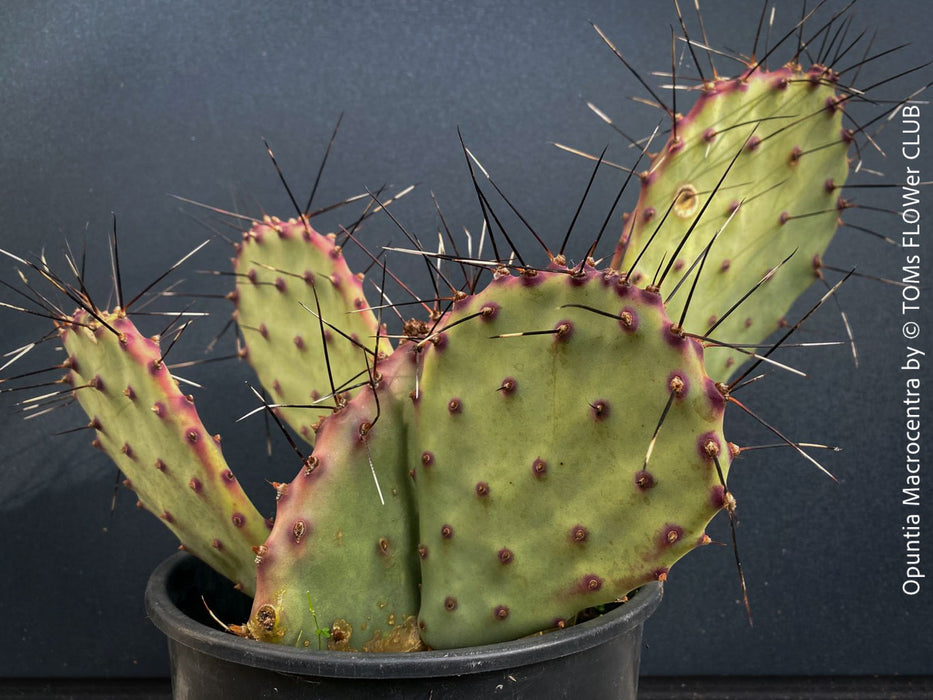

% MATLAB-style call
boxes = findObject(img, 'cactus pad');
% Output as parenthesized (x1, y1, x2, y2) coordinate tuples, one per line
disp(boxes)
(410, 265, 729, 648)
(61, 310, 268, 593)
(234, 216, 388, 445)
(247, 345, 422, 651)
(613, 64, 850, 380)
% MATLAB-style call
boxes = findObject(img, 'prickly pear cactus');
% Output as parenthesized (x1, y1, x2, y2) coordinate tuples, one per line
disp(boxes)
(613, 64, 850, 380)
(247, 345, 422, 651)
(234, 216, 389, 445)
(61, 310, 268, 593)
(411, 265, 729, 648)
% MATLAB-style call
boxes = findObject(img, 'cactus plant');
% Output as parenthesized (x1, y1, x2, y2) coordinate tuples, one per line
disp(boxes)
(0, 1, 922, 666)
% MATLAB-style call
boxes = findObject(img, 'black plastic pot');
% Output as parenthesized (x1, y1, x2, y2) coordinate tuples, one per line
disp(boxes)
(145, 552, 663, 699)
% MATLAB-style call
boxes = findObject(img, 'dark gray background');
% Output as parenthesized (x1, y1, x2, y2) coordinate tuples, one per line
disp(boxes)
(0, 0, 929, 678)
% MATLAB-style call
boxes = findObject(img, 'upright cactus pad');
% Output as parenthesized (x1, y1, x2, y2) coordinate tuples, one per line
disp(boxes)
(411, 265, 729, 648)
(234, 216, 388, 445)
(613, 64, 850, 381)
(61, 311, 268, 593)
(247, 345, 422, 651)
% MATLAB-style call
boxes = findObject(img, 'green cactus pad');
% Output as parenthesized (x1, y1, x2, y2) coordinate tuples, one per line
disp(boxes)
(613, 64, 850, 381)
(247, 345, 422, 651)
(61, 311, 268, 593)
(411, 265, 729, 649)
(234, 216, 388, 445)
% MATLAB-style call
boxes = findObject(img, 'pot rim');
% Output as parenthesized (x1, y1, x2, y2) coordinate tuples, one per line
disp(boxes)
(145, 551, 663, 679)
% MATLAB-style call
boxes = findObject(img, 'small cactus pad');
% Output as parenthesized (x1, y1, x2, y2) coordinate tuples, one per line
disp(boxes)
(613, 64, 850, 380)
(411, 265, 729, 648)
(247, 345, 422, 651)
(61, 310, 268, 593)
(234, 216, 388, 445)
